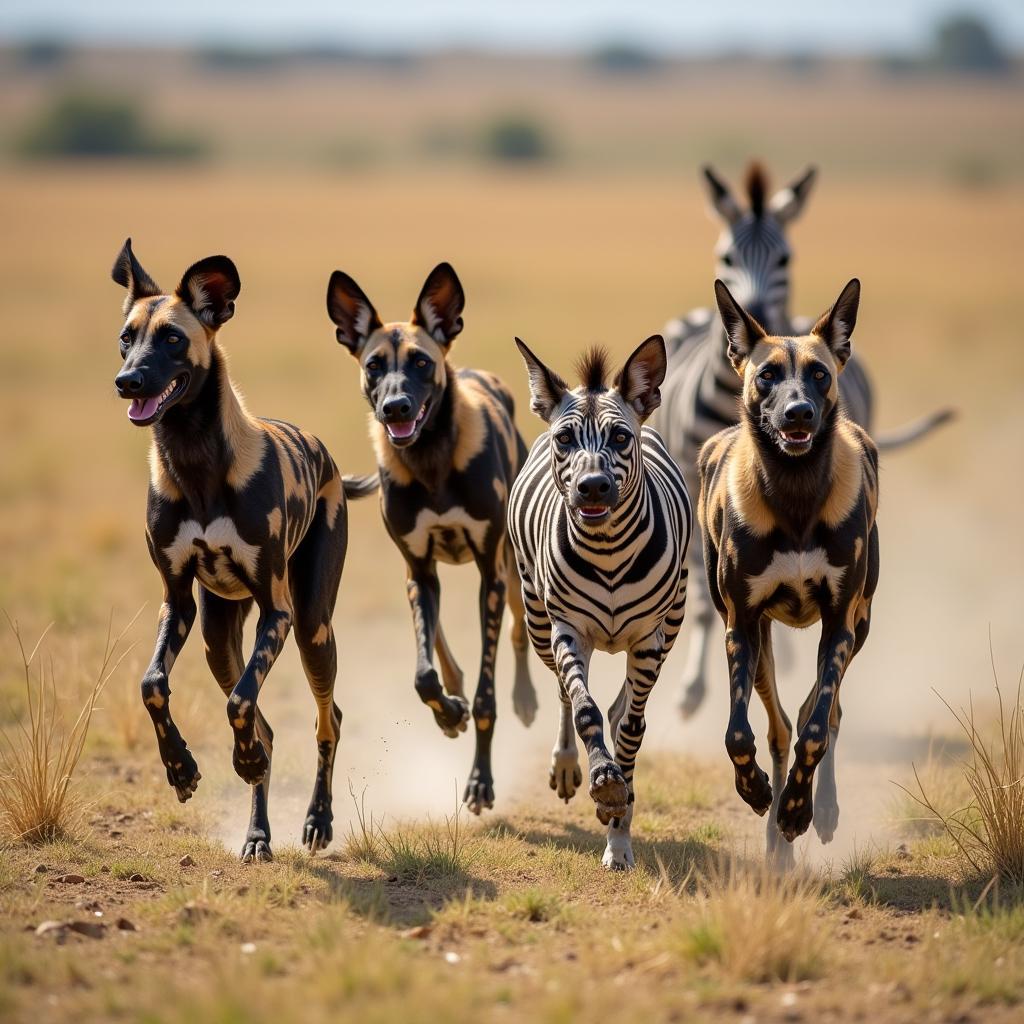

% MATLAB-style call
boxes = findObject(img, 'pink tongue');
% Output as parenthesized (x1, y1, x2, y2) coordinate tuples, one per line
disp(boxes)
(128, 396, 161, 422)
(387, 420, 416, 439)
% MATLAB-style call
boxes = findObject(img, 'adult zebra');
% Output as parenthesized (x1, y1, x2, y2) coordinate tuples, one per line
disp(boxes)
(657, 162, 953, 718)
(508, 336, 691, 870)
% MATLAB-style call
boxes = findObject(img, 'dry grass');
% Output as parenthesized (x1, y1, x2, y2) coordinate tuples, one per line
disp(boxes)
(675, 855, 831, 984)
(898, 657, 1024, 884)
(0, 611, 137, 844)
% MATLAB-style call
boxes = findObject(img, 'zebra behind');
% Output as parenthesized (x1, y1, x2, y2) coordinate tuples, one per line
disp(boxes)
(508, 336, 691, 870)
(657, 162, 952, 718)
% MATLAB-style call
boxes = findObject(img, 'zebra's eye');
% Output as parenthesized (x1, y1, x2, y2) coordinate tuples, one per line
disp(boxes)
(555, 431, 572, 446)
(612, 431, 631, 447)
(721, 253, 734, 267)
(759, 369, 775, 383)
(778, 253, 790, 267)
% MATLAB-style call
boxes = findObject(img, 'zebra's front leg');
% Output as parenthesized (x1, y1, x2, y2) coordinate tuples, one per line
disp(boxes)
(604, 638, 665, 871)
(552, 626, 626, 825)
(463, 562, 506, 814)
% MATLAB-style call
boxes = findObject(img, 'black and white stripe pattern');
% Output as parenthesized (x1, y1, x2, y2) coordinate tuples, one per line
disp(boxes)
(508, 338, 691, 869)
(657, 163, 874, 719)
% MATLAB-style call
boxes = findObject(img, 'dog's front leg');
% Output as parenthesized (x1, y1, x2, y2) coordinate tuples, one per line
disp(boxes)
(463, 561, 506, 814)
(406, 563, 470, 737)
(551, 625, 626, 825)
(776, 620, 855, 842)
(141, 583, 200, 802)
(227, 598, 292, 788)
(724, 615, 772, 815)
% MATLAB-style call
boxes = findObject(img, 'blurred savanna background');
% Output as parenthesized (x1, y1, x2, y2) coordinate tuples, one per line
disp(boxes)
(1, 3, 1024, 1022)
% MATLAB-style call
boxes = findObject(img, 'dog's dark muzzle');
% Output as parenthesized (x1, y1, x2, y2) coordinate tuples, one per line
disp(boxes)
(115, 367, 191, 426)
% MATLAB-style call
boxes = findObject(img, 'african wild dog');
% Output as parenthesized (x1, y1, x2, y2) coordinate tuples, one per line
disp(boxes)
(698, 277, 878, 865)
(659, 162, 950, 719)
(326, 263, 537, 814)
(509, 338, 691, 869)
(112, 239, 377, 862)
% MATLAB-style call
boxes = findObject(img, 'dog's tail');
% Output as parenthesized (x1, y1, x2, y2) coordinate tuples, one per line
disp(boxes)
(875, 407, 956, 452)
(342, 473, 380, 500)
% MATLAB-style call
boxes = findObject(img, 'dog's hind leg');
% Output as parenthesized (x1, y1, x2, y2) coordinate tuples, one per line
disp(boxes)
(752, 620, 794, 869)
(505, 542, 537, 728)
(288, 487, 348, 855)
(199, 590, 274, 862)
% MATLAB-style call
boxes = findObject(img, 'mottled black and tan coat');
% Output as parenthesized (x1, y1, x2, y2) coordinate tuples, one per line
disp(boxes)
(698, 277, 879, 863)
(326, 263, 537, 814)
(112, 240, 375, 862)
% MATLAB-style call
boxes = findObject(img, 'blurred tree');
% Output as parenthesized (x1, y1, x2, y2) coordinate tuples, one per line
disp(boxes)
(480, 115, 553, 164)
(17, 92, 206, 160)
(932, 12, 1010, 74)
(588, 44, 662, 75)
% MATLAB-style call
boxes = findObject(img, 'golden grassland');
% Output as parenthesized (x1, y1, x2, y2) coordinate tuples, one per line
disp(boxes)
(0, 135, 1023, 1021)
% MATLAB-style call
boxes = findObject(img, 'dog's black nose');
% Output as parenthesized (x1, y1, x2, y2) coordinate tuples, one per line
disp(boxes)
(783, 401, 814, 424)
(577, 473, 612, 502)
(382, 395, 412, 420)
(115, 369, 145, 395)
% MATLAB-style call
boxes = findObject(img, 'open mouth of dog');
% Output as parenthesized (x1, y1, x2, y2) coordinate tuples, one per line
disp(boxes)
(779, 428, 814, 452)
(383, 400, 430, 446)
(126, 373, 190, 427)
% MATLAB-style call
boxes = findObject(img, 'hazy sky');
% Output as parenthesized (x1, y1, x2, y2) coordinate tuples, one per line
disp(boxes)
(2, 1, 1022, 53)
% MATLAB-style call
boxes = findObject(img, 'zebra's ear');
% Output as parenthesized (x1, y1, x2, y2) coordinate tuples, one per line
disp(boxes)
(615, 335, 666, 421)
(702, 165, 742, 224)
(515, 337, 568, 422)
(811, 278, 859, 368)
(412, 262, 465, 347)
(769, 165, 817, 225)
(327, 270, 383, 355)
(715, 279, 767, 373)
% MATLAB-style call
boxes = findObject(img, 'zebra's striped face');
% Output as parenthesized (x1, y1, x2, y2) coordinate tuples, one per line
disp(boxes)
(548, 390, 642, 528)
(715, 215, 791, 334)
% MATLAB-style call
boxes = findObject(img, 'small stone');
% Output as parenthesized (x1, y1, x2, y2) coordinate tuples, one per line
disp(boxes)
(55, 874, 85, 884)
(209, 869, 223, 878)
(179, 854, 195, 868)
(400, 925, 432, 940)
(240, 942, 257, 954)
(844, 906, 862, 921)
(68, 920, 106, 939)
(116, 917, 137, 932)
(100, 865, 111, 873)
(444, 951, 461, 965)
(128, 873, 146, 882)
(32, 864, 48, 874)
(108, 830, 123, 838)
(896, 844, 911, 861)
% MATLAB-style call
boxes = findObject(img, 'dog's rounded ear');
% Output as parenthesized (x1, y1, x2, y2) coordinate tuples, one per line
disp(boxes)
(614, 335, 666, 421)
(812, 278, 859, 368)
(176, 255, 240, 328)
(327, 271, 382, 355)
(112, 238, 161, 315)
(412, 262, 464, 346)
(515, 337, 567, 423)
(715, 279, 767, 374)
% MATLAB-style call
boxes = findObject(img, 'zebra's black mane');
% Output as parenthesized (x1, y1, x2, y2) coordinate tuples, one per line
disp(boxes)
(746, 161, 768, 218)
(575, 346, 610, 392)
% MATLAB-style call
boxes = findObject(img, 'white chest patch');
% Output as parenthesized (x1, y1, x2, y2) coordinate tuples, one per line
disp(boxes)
(402, 506, 490, 565)
(746, 548, 845, 609)
(163, 517, 260, 598)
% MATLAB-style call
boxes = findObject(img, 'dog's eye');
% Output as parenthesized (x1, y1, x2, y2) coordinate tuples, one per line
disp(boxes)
(415, 357, 429, 369)
(814, 369, 828, 381)
(759, 369, 775, 382)
(365, 359, 381, 374)
(166, 334, 181, 345)
(119, 331, 130, 352)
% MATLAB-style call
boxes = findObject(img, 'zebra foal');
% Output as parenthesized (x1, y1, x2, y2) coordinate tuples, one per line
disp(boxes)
(508, 336, 691, 869)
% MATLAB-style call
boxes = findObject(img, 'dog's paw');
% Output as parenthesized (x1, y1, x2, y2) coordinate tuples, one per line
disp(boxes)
(776, 780, 814, 842)
(164, 744, 202, 803)
(303, 807, 334, 853)
(463, 768, 495, 815)
(240, 836, 273, 863)
(430, 694, 470, 738)
(549, 746, 582, 803)
(232, 738, 269, 786)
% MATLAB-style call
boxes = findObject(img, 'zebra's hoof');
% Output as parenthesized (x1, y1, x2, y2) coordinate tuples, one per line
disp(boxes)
(590, 761, 628, 824)
(549, 746, 582, 802)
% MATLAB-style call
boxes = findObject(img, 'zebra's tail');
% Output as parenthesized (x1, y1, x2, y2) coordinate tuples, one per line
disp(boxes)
(342, 473, 381, 500)
(875, 408, 956, 452)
